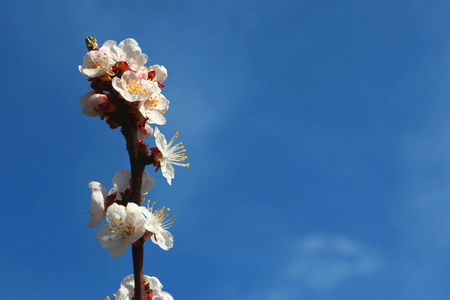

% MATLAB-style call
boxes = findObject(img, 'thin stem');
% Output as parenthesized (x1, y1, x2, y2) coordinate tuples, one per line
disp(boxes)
(132, 240, 146, 300)
(122, 121, 146, 300)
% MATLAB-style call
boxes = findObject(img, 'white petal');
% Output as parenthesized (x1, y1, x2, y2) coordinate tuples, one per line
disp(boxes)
(161, 160, 174, 185)
(156, 94, 170, 111)
(112, 170, 131, 192)
(156, 230, 173, 250)
(153, 290, 174, 300)
(146, 276, 163, 291)
(146, 110, 167, 125)
(88, 181, 107, 217)
(141, 171, 155, 194)
(88, 215, 103, 228)
(150, 65, 168, 83)
(154, 127, 168, 150)
(106, 203, 127, 224)
(109, 240, 131, 258)
(119, 274, 135, 292)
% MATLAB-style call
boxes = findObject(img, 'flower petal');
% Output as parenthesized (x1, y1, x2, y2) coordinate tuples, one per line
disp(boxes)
(112, 170, 131, 193)
(141, 171, 155, 194)
(80, 92, 99, 117)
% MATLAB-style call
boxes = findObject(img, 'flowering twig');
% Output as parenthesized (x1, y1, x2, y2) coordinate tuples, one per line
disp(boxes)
(80, 36, 186, 300)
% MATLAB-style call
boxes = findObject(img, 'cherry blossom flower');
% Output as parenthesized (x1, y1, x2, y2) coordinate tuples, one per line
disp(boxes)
(96, 203, 146, 257)
(138, 85, 170, 126)
(109, 274, 174, 300)
(141, 201, 174, 251)
(112, 71, 155, 103)
(152, 127, 189, 185)
(102, 38, 148, 71)
(78, 49, 115, 78)
(87, 170, 154, 228)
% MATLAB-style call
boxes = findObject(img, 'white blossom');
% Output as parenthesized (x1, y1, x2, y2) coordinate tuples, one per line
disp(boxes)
(112, 71, 155, 103)
(141, 201, 174, 250)
(153, 127, 189, 185)
(101, 38, 148, 71)
(78, 49, 115, 78)
(138, 84, 170, 126)
(96, 203, 146, 257)
(114, 274, 174, 300)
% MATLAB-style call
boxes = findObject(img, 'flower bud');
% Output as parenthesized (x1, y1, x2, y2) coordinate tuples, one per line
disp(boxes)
(85, 36, 98, 51)
(90, 94, 115, 113)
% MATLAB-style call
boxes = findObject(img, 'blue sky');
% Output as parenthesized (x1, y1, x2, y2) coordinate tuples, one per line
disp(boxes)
(2, 0, 450, 299)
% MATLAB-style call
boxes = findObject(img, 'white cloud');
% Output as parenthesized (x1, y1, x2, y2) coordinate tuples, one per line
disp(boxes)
(244, 235, 383, 300)
(285, 235, 383, 289)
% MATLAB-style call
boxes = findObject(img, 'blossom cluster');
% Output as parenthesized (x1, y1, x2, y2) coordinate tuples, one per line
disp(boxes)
(79, 37, 189, 299)
(79, 37, 189, 185)
(88, 170, 174, 257)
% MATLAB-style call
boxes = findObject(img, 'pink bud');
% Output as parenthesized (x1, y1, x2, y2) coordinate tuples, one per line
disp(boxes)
(90, 94, 115, 112)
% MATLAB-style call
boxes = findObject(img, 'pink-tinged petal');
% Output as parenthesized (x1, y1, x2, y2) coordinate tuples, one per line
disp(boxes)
(141, 171, 155, 194)
(128, 54, 148, 71)
(136, 66, 149, 80)
(80, 92, 99, 117)
(137, 123, 153, 140)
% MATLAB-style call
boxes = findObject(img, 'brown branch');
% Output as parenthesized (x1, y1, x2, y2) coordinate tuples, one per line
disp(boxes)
(121, 120, 147, 300)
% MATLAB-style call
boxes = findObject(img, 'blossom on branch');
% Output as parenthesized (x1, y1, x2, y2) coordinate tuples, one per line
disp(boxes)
(141, 200, 174, 251)
(102, 38, 148, 71)
(96, 203, 146, 257)
(152, 127, 189, 185)
(106, 274, 174, 300)
(112, 70, 155, 103)
(138, 87, 170, 126)
(78, 49, 115, 78)
(87, 170, 154, 227)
